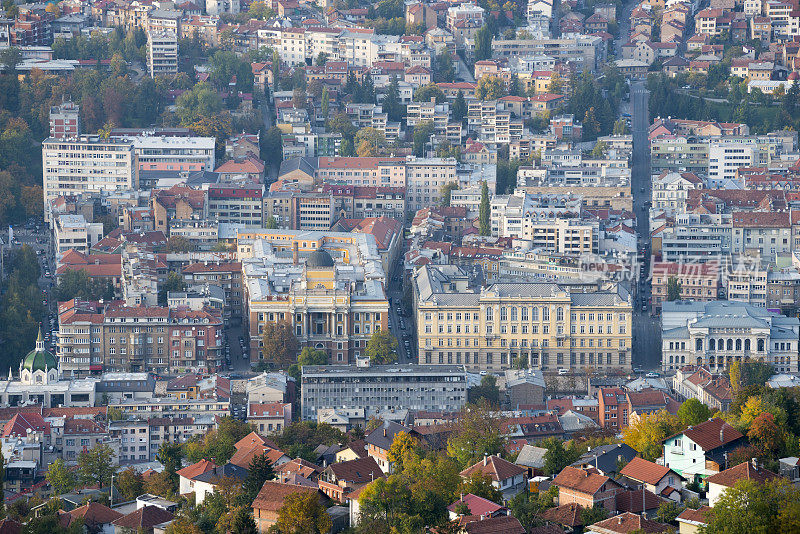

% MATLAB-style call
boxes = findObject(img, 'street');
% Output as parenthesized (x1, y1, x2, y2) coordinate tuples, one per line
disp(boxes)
(630, 81, 662, 371)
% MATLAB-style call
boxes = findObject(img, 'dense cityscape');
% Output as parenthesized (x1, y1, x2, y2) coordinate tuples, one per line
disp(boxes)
(0, 0, 798, 530)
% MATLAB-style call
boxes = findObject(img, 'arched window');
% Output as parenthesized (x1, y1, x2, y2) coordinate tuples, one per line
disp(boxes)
(745, 339, 751, 351)
(709, 339, 715, 351)
(556, 307, 564, 321)
(758, 339, 765, 352)
(727, 338, 733, 351)
(696, 339, 703, 351)
(735, 339, 742, 351)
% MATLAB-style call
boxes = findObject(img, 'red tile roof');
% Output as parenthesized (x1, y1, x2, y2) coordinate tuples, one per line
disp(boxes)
(2, 413, 50, 438)
(460, 455, 526, 483)
(670, 418, 743, 451)
(676, 505, 712, 526)
(588, 512, 671, 533)
(705, 461, 778, 488)
(552, 466, 617, 495)
(176, 459, 217, 481)
(112, 506, 173, 529)
(620, 457, 674, 485)
(68, 502, 122, 526)
(447, 493, 505, 516)
(251, 481, 321, 512)
(462, 516, 525, 534)
(249, 402, 289, 417)
(539, 502, 584, 527)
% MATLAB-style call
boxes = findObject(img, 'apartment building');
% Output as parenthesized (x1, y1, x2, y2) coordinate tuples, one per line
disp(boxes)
(57, 299, 223, 377)
(49, 101, 80, 139)
(314, 157, 407, 188)
(731, 211, 791, 257)
(405, 156, 457, 212)
(467, 100, 524, 143)
(651, 171, 703, 216)
(238, 229, 388, 364)
(727, 258, 768, 308)
(53, 214, 103, 258)
(708, 138, 757, 186)
(322, 184, 406, 221)
(651, 262, 720, 311)
(208, 183, 264, 227)
(414, 265, 633, 373)
(661, 300, 799, 373)
(446, 3, 485, 46)
(656, 215, 732, 263)
(147, 30, 178, 77)
(42, 136, 137, 219)
(117, 134, 216, 173)
(301, 364, 467, 420)
(650, 136, 710, 175)
(491, 35, 605, 71)
(181, 262, 243, 320)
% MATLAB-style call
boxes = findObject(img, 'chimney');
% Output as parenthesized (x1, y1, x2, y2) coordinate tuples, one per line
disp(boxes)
(751, 457, 758, 470)
(383, 428, 387, 437)
(483, 453, 488, 466)
(292, 241, 299, 265)
(720, 427, 725, 442)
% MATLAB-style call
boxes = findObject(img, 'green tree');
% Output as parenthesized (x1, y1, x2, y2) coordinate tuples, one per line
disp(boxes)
(479, 181, 491, 236)
(261, 126, 283, 170)
(355, 127, 386, 157)
(315, 52, 329, 66)
(230, 506, 258, 534)
(158, 271, 187, 306)
(702, 479, 800, 534)
(273, 491, 331, 534)
(434, 52, 455, 83)
(321, 86, 330, 120)
(115, 467, 144, 502)
(166, 235, 194, 253)
(655, 500, 684, 524)
(541, 437, 582, 476)
(413, 83, 446, 103)
(459, 472, 503, 503)
(260, 320, 300, 368)
(440, 182, 458, 207)
(382, 75, 404, 122)
(365, 330, 399, 364)
(677, 398, 712, 427)
(244, 453, 275, 502)
(667, 276, 682, 301)
(265, 215, 278, 229)
(77, 444, 115, 488)
(474, 25, 492, 61)
(452, 90, 467, 123)
(468, 375, 499, 405)
(156, 442, 184, 490)
(476, 76, 506, 100)
(613, 118, 630, 135)
(591, 140, 608, 158)
(412, 120, 435, 157)
(184, 416, 253, 464)
(288, 347, 329, 382)
(580, 505, 609, 525)
(447, 400, 505, 467)
(46, 458, 75, 495)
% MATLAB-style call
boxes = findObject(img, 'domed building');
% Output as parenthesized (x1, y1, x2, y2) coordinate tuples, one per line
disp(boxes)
(306, 248, 335, 269)
(19, 327, 58, 385)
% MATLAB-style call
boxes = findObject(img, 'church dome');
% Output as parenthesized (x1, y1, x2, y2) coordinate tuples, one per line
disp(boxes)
(21, 327, 57, 373)
(306, 248, 335, 268)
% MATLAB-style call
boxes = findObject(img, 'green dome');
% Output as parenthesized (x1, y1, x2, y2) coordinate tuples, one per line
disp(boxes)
(22, 328, 57, 373)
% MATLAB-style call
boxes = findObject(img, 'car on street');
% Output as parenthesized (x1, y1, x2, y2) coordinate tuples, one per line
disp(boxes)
(646, 372, 660, 378)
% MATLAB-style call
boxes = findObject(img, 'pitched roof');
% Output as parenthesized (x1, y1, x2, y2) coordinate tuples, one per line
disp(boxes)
(460, 455, 526, 482)
(588, 512, 672, 533)
(539, 502, 584, 527)
(705, 461, 779, 488)
(676, 506, 712, 526)
(68, 502, 122, 525)
(614, 488, 663, 513)
(463, 515, 526, 534)
(447, 493, 505, 516)
(553, 466, 617, 495)
(111, 506, 174, 529)
(176, 459, 217, 481)
(364, 421, 412, 451)
(620, 457, 676, 485)
(251, 481, 321, 512)
(2, 413, 50, 438)
(327, 456, 382, 484)
(670, 418, 743, 451)
(0, 518, 21, 534)
(234, 431, 279, 451)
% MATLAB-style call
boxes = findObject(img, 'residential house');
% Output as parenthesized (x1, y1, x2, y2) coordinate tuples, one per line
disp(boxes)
(459, 455, 527, 499)
(252, 481, 326, 533)
(619, 457, 684, 501)
(318, 456, 383, 502)
(552, 466, 624, 512)
(705, 460, 779, 506)
(662, 418, 746, 480)
(364, 421, 415, 474)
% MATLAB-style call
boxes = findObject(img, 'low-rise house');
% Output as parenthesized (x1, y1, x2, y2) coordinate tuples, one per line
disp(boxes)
(515, 444, 546, 477)
(461, 515, 525, 533)
(318, 456, 383, 502)
(459, 455, 527, 499)
(111, 506, 174, 534)
(252, 481, 326, 533)
(619, 457, 684, 500)
(552, 466, 623, 511)
(676, 505, 712, 534)
(364, 421, 415, 474)
(247, 402, 291, 434)
(177, 459, 217, 497)
(447, 493, 507, 520)
(587, 512, 672, 533)
(570, 444, 638, 477)
(663, 418, 746, 480)
(63, 502, 122, 532)
(706, 460, 779, 506)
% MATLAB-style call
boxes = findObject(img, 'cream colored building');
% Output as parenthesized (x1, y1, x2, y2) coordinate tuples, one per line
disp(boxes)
(414, 265, 633, 373)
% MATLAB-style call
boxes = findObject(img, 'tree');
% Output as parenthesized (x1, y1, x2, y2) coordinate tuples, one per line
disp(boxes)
(580, 505, 609, 525)
(115, 467, 144, 502)
(447, 400, 505, 467)
(434, 52, 455, 83)
(702, 479, 800, 534)
(613, 118, 630, 135)
(156, 442, 184, 490)
(440, 182, 458, 207)
(166, 514, 204, 534)
(387, 431, 419, 473)
(474, 25, 492, 61)
(184, 416, 253, 464)
(355, 127, 386, 157)
(167, 235, 194, 253)
(591, 140, 608, 159)
(365, 330, 398, 364)
(412, 120, 435, 157)
(747, 412, 782, 455)
(476, 76, 506, 100)
(622, 410, 683, 461)
(452, 90, 467, 123)
(261, 126, 283, 170)
(243, 452, 275, 503)
(265, 215, 278, 229)
(666, 276, 682, 301)
(541, 437, 582, 476)
(321, 86, 330, 120)
(468, 375, 499, 405)
(677, 398, 712, 427)
(158, 271, 187, 306)
(479, 181, 490, 236)
(46, 458, 75, 495)
(655, 500, 684, 524)
(77, 444, 115, 488)
(413, 83, 446, 103)
(273, 491, 332, 534)
(229, 507, 258, 534)
(382, 75, 404, 122)
(260, 320, 300, 368)
(459, 472, 503, 503)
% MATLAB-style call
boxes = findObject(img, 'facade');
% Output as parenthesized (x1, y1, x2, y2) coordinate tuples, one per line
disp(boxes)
(208, 183, 264, 227)
(414, 265, 633, 373)
(651, 262, 720, 311)
(301, 364, 467, 420)
(54, 214, 104, 257)
(147, 30, 178, 77)
(49, 101, 80, 139)
(661, 300, 799, 373)
(42, 136, 137, 219)
(239, 229, 389, 364)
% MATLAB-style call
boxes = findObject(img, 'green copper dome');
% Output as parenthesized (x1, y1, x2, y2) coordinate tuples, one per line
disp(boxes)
(21, 327, 57, 373)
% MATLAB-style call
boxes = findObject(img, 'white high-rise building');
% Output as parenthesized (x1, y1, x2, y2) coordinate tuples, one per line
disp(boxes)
(147, 30, 178, 77)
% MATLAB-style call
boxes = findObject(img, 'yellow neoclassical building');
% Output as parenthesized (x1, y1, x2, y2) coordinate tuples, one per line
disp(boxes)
(413, 265, 633, 373)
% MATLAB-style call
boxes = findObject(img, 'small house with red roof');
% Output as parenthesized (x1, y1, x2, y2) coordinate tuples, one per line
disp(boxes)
(620, 457, 684, 498)
(460, 455, 527, 499)
(552, 466, 624, 511)
(663, 418, 745, 480)
(447, 493, 508, 520)
(247, 402, 291, 434)
(706, 459, 779, 506)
